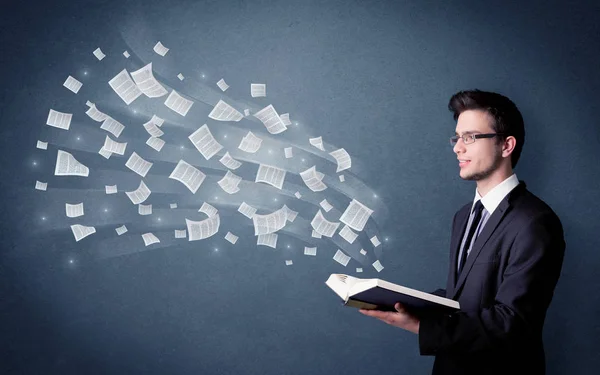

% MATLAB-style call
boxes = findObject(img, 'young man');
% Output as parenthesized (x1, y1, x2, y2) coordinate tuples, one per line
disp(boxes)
(359, 90, 565, 375)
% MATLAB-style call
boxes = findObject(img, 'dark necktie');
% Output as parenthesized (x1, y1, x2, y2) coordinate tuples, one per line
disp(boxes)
(458, 200, 485, 274)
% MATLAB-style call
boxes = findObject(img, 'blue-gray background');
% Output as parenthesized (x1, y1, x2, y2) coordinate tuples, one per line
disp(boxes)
(1, 0, 599, 374)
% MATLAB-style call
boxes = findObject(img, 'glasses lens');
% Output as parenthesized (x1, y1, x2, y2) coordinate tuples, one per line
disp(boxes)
(450, 136, 458, 146)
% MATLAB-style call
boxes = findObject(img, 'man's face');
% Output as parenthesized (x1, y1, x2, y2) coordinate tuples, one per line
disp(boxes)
(453, 110, 503, 181)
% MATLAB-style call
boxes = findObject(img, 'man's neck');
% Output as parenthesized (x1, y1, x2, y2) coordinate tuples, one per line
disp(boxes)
(476, 168, 514, 197)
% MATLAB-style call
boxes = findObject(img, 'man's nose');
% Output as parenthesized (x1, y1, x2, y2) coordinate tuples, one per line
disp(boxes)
(453, 138, 465, 154)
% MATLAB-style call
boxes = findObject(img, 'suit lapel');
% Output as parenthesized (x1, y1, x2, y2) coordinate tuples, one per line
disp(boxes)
(448, 206, 470, 295)
(450, 181, 526, 299)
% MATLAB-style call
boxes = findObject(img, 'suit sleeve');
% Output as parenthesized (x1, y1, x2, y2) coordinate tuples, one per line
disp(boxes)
(418, 213, 565, 355)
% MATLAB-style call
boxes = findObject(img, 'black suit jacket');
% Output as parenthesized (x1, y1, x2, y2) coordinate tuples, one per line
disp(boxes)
(418, 181, 565, 375)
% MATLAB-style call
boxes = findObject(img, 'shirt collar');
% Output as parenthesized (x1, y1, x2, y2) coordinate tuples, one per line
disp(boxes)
(472, 173, 520, 215)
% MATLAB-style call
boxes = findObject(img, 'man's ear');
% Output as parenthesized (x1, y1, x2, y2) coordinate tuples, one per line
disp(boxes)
(502, 136, 516, 158)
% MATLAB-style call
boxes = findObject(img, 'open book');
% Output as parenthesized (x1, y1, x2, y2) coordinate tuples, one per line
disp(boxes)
(325, 274, 460, 315)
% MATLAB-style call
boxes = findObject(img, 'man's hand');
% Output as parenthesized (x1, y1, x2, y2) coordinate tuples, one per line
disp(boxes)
(359, 303, 420, 334)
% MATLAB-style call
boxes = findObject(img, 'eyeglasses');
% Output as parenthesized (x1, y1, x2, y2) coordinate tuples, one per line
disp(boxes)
(450, 133, 504, 146)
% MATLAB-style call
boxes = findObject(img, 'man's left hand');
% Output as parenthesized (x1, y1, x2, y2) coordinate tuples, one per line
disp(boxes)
(359, 303, 420, 334)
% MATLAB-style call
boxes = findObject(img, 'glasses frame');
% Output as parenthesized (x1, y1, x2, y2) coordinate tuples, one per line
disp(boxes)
(450, 133, 505, 146)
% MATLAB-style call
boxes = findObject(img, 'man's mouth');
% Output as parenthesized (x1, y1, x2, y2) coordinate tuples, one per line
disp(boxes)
(458, 159, 471, 167)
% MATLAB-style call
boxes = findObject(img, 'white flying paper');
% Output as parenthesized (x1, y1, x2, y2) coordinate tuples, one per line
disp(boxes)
(309, 136, 325, 151)
(175, 229, 187, 239)
(329, 148, 351, 172)
(370, 235, 381, 247)
(138, 204, 152, 215)
(340, 199, 374, 232)
(216, 78, 229, 91)
(250, 83, 266, 97)
(169, 159, 206, 194)
(36, 140, 48, 150)
(123, 51, 130, 58)
(125, 180, 151, 205)
(143, 120, 164, 138)
(284, 147, 293, 158)
(339, 225, 358, 244)
(65, 203, 84, 218)
(115, 225, 128, 235)
(255, 164, 286, 190)
(177, 73, 184, 81)
(55, 150, 89, 177)
(225, 232, 239, 244)
(186, 215, 220, 241)
(100, 117, 125, 138)
(310, 210, 340, 237)
(108, 69, 142, 105)
(71, 224, 96, 242)
(238, 202, 257, 219)
(92, 48, 105, 60)
(294, 191, 302, 199)
(253, 206, 288, 235)
(333, 250, 351, 267)
(238, 131, 262, 153)
(142, 232, 160, 246)
(35, 181, 47, 191)
(208, 100, 243, 122)
(86, 104, 108, 122)
(102, 135, 127, 155)
(125, 152, 153, 178)
(105, 185, 118, 194)
(219, 152, 242, 170)
(131, 62, 168, 98)
(146, 137, 165, 152)
(319, 199, 333, 212)
(46, 109, 72, 130)
(153, 41, 169, 56)
(372, 260, 384, 272)
(257, 233, 278, 248)
(188, 124, 223, 160)
(299, 166, 327, 192)
(217, 170, 242, 194)
(199, 202, 218, 217)
(63, 76, 82, 94)
(304, 247, 317, 256)
(253, 104, 287, 134)
(164, 90, 194, 116)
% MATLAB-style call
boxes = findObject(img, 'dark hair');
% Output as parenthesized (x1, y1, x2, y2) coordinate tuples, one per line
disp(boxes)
(448, 89, 525, 169)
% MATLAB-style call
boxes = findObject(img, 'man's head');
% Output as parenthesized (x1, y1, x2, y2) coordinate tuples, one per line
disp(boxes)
(448, 90, 525, 189)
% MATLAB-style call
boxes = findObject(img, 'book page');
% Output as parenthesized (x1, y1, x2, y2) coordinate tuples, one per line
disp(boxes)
(309, 136, 325, 151)
(164, 90, 194, 116)
(100, 117, 125, 138)
(310, 209, 340, 237)
(36, 140, 48, 150)
(225, 232, 238, 244)
(130, 62, 168, 98)
(238, 131, 262, 153)
(71, 224, 95, 242)
(138, 204, 152, 215)
(188, 124, 223, 160)
(46, 109, 72, 130)
(142, 232, 160, 246)
(105, 185, 118, 194)
(199, 202, 218, 217)
(257, 233, 278, 248)
(219, 152, 242, 170)
(319, 199, 333, 212)
(299, 166, 327, 192)
(255, 164, 286, 190)
(55, 150, 89, 177)
(186, 215, 220, 241)
(340, 199, 374, 232)
(217, 170, 242, 194)
(208, 100, 243, 122)
(65, 202, 84, 218)
(333, 249, 351, 266)
(250, 83, 266, 97)
(329, 148, 352, 172)
(216, 78, 229, 91)
(86, 104, 109, 122)
(63, 75, 82, 94)
(253, 206, 288, 235)
(92, 48, 105, 60)
(108, 69, 142, 105)
(146, 136, 165, 152)
(168, 159, 206, 194)
(253, 104, 287, 134)
(174, 229, 187, 239)
(238, 202, 257, 219)
(304, 246, 317, 256)
(153, 41, 169, 56)
(115, 225, 128, 235)
(35, 181, 47, 191)
(143, 120, 164, 138)
(125, 152, 153, 177)
(125, 180, 151, 204)
(339, 225, 358, 244)
(102, 135, 127, 155)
